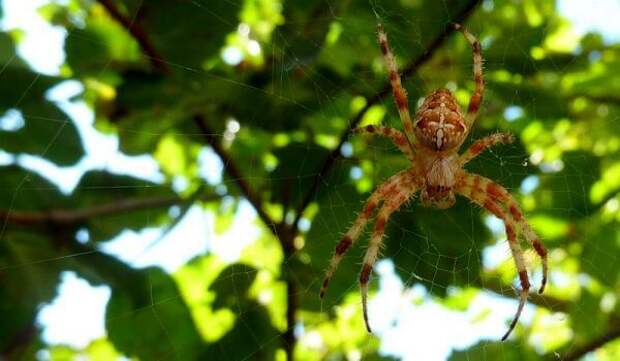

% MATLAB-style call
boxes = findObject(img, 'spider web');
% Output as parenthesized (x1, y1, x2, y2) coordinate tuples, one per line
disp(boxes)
(0, 1, 618, 361)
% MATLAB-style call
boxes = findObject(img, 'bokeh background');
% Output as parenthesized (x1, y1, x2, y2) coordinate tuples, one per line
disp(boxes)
(0, 0, 619, 360)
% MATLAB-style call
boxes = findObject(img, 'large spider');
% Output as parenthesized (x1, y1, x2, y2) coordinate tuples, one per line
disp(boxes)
(319, 23, 548, 341)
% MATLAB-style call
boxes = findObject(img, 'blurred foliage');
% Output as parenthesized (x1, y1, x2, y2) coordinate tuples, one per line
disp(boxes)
(0, 0, 619, 360)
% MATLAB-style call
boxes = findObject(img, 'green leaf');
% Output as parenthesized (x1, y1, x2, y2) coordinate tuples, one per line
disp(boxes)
(65, 10, 141, 75)
(73, 253, 205, 360)
(449, 340, 538, 361)
(0, 231, 62, 353)
(202, 263, 279, 360)
(119, 0, 238, 71)
(270, 142, 332, 205)
(0, 68, 83, 164)
(209, 264, 258, 309)
(535, 151, 600, 219)
(0, 165, 67, 210)
(386, 199, 488, 296)
(580, 223, 620, 287)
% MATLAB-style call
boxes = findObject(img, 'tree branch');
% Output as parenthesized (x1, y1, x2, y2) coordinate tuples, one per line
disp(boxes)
(479, 277, 569, 313)
(193, 115, 284, 240)
(1, 319, 36, 359)
(548, 324, 620, 361)
(193, 115, 298, 360)
(0, 193, 219, 226)
(292, 0, 482, 230)
(96, 0, 169, 74)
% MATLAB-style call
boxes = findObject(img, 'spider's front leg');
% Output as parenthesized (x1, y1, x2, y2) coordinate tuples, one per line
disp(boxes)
(352, 125, 415, 160)
(377, 24, 417, 150)
(320, 170, 414, 299)
(455, 24, 484, 130)
(460, 132, 514, 165)
(360, 179, 418, 332)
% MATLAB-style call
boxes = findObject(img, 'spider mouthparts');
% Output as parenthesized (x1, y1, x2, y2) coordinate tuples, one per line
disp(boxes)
(453, 23, 462, 30)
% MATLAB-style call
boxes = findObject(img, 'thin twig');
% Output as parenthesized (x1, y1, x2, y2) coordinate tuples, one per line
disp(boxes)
(549, 324, 620, 361)
(0, 193, 219, 225)
(480, 277, 569, 313)
(96, 0, 169, 74)
(193, 115, 284, 241)
(292, 0, 482, 230)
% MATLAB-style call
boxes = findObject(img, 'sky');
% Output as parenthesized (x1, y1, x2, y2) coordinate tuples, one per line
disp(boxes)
(1, 0, 618, 359)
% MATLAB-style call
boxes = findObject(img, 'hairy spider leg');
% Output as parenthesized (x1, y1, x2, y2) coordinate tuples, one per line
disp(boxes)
(455, 24, 484, 131)
(459, 132, 514, 165)
(456, 172, 529, 341)
(466, 173, 549, 293)
(360, 180, 418, 332)
(320, 170, 414, 299)
(458, 132, 548, 291)
(377, 23, 418, 150)
(352, 125, 415, 160)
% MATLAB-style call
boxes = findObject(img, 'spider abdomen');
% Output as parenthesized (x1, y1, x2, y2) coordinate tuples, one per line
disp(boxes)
(414, 89, 466, 151)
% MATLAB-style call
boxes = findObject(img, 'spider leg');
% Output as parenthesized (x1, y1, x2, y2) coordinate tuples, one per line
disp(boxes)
(468, 174, 548, 293)
(459, 133, 514, 165)
(455, 173, 529, 341)
(320, 170, 414, 299)
(352, 125, 415, 160)
(455, 24, 484, 130)
(360, 180, 418, 332)
(377, 24, 418, 151)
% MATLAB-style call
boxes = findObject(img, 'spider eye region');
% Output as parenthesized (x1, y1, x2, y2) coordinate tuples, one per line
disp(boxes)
(414, 90, 466, 151)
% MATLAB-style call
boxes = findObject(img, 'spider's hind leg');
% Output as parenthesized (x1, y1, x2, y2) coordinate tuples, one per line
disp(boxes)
(456, 172, 533, 340)
(485, 182, 549, 293)
(320, 170, 413, 299)
(359, 180, 418, 332)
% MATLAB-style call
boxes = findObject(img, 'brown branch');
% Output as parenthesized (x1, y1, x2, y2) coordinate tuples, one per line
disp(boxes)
(1, 320, 36, 359)
(548, 324, 620, 361)
(96, 0, 169, 74)
(0, 193, 219, 226)
(479, 277, 569, 313)
(193, 115, 285, 240)
(292, 0, 482, 230)
(194, 115, 299, 360)
(284, 277, 298, 360)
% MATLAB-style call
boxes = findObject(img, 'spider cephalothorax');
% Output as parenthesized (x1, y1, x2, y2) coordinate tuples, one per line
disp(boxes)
(320, 23, 549, 341)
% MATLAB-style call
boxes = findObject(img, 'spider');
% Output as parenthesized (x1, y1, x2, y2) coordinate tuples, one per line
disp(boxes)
(319, 23, 548, 341)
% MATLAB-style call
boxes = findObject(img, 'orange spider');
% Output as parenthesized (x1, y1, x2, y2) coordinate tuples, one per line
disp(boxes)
(319, 23, 548, 341)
